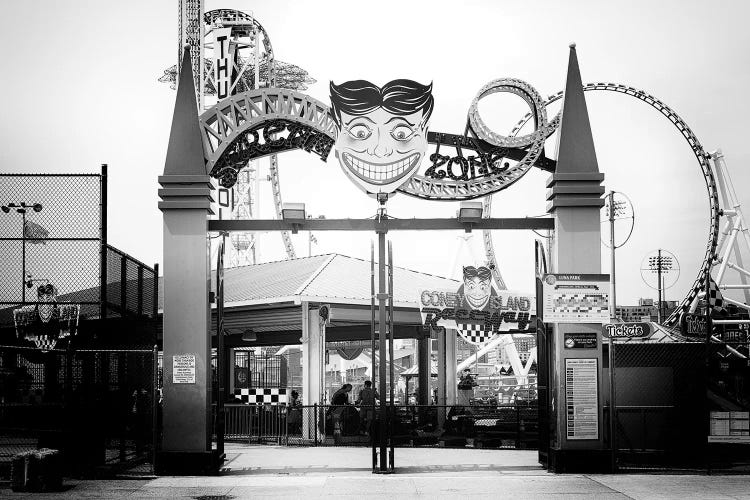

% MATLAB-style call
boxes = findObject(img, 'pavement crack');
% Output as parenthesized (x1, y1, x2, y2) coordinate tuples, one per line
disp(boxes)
(585, 475, 636, 500)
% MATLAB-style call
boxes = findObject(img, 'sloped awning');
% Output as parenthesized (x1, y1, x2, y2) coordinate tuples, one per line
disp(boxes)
(401, 362, 438, 378)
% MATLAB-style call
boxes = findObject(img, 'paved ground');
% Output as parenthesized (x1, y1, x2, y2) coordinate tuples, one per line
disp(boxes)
(2, 445, 749, 499)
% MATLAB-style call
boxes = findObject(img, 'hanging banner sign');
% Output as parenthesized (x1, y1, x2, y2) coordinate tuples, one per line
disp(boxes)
(327, 340, 373, 350)
(542, 274, 609, 324)
(213, 27, 232, 99)
(419, 265, 534, 346)
(602, 322, 651, 339)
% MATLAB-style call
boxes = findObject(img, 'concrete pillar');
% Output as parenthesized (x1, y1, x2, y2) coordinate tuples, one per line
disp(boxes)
(228, 348, 236, 398)
(445, 329, 457, 406)
(160, 190, 212, 450)
(436, 328, 457, 427)
(301, 303, 325, 441)
(156, 47, 219, 474)
(417, 333, 430, 406)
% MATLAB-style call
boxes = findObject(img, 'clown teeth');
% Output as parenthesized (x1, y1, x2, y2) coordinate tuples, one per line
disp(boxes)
(344, 153, 418, 184)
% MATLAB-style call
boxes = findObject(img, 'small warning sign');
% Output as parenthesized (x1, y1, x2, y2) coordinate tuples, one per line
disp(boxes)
(173, 354, 196, 384)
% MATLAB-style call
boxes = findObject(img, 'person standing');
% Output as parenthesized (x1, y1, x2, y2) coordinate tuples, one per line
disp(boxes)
(329, 383, 352, 441)
(355, 380, 379, 435)
(457, 369, 477, 407)
(287, 390, 302, 435)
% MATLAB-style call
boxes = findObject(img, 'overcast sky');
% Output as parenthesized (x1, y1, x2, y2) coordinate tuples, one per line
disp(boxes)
(1, 0, 749, 307)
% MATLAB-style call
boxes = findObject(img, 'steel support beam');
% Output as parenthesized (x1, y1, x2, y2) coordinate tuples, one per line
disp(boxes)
(208, 217, 554, 233)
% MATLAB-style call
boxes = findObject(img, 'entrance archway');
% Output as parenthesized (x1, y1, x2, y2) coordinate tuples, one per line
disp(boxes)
(158, 44, 605, 475)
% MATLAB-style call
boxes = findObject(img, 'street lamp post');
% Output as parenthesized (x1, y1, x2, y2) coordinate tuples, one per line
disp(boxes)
(2, 202, 43, 304)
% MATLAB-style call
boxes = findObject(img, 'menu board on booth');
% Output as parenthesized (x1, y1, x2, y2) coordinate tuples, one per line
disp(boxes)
(542, 274, 609, 323)
(565, 358, 599, 440)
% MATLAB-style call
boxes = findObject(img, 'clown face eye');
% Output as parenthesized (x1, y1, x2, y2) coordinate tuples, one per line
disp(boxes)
(390, 124, 415, 141)
(347, 124, 372, 140)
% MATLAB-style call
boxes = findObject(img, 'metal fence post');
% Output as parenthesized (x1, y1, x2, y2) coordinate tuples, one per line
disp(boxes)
(516, 404, 521, 448)
(152, 344, 159, 473)
(314, 403, 318, 446)
(609, 338, 617, 473)
(100, 164, 107, 321)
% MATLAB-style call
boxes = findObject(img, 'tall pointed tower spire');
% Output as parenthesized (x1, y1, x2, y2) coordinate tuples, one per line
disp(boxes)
(546, 44, 605, 214)
(544, 45, 608, 473)
(555, 43, 600, 175)
(163, 46, 206, 176)
(157, 47, 218, 473)
(546, 44, 605, 265)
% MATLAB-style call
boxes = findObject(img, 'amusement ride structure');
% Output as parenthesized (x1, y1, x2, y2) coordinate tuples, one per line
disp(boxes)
(163, 6, 314, 265)
(171, 3, 749, 339)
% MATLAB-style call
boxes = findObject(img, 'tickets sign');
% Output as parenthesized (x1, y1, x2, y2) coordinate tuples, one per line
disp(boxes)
(602, 322, 651, 339)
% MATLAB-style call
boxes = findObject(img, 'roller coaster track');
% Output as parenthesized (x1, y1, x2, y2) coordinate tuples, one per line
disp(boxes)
(483, 82, 720, 328)
(204, 9, 297, 260)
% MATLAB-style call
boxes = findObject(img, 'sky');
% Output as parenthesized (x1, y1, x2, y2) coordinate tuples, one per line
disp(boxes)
(1, 0, 749, 307)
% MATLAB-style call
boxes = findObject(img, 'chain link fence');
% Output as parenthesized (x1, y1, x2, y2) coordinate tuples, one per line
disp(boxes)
(0, 171, 162, 479)
(0, 345, 159, 478)
(610, 336, 749, 473)
(104, 246, 159, 322)
(0, 174, 102, 317)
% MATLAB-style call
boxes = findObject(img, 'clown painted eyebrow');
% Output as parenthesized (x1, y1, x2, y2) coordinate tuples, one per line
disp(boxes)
(344, 116, 376, 126)
(385, 117, 415, 126)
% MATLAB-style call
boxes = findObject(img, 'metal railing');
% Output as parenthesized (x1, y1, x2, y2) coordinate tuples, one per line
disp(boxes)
(222, 403, 538, 449)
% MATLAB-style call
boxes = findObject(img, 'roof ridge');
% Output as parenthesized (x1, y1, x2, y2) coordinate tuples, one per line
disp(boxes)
(337, 253, 459, 282)
(222, 252, 335, 271)
(294, 254, 337, 296)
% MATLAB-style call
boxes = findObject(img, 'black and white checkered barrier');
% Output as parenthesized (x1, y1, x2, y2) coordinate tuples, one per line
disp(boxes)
(457, 322, 496, 345)
(234, 388, 288, 405)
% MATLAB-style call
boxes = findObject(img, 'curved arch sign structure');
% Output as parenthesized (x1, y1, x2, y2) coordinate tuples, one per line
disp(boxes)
(201, 78, 719, 330)
(199, 89, 337, 188)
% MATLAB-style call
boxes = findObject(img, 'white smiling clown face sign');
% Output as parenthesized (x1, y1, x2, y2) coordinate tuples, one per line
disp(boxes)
(329, 79, 434, 195)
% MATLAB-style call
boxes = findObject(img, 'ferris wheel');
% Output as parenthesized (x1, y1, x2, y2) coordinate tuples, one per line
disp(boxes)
(162, 4, 315, 265)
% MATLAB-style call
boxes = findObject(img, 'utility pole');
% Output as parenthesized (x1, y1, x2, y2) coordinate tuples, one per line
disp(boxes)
(657, 248, 663, 324)
(608, 191, 617, 322)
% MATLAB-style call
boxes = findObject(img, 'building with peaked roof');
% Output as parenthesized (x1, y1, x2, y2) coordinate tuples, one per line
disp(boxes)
(161, 253, 460, 347)
(162, 253, 460, 407)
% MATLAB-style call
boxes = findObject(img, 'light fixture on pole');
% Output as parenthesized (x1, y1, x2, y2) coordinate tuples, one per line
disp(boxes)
(281, 202, 306, 234)
(2, 201, 44, 304)
(600, 191, 634, 322)
(307, 214, 325, 257)
(641, 249, 680, 323)
(241, 328, 257, 342)
(458, 201, 483, 233)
